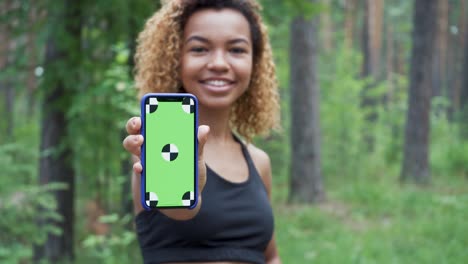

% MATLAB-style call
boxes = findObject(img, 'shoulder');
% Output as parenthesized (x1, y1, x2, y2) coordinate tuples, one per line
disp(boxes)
(246, 143, 272, 197)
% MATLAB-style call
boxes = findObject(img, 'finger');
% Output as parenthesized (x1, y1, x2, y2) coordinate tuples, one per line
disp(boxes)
(197, 125, 210, 159)
(133, 161, 142, 174)
(123, 135, 144, 156)
(131, 154, 140, 163)
(197, 125, 209, 193)
(131, 165, 143, 215)
(126, 116, 141, 135)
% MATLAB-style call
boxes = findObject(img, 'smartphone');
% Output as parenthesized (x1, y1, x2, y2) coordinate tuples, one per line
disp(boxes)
(140, 93, 198, 210)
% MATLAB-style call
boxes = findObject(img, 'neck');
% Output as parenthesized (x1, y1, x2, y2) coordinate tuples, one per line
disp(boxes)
(199, 106, 234, 144)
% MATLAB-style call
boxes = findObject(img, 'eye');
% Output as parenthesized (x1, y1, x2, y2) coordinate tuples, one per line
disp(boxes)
(189, 46, 208, 53)
(230, 47, 248, 54)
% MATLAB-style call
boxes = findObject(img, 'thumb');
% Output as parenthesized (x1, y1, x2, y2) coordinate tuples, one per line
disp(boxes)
(197, 125, 210, 158)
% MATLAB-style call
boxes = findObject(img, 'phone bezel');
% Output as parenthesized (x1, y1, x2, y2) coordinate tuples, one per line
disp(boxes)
(140, 93, 199, 210)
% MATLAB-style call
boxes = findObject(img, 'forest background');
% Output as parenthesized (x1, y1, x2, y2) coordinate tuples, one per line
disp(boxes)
(0, 0, 467, 263)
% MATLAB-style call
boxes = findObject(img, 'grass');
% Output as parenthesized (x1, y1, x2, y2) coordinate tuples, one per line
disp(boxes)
(71, 164, 468, 264)
(274, 173, 468, 264)
(12, 157, 463, 264)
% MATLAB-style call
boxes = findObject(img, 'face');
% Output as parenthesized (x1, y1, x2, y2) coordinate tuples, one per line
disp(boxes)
(180, 8, 253, 110)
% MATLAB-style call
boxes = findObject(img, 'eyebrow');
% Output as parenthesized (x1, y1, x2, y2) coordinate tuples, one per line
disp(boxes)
(185, 35, 250, 45)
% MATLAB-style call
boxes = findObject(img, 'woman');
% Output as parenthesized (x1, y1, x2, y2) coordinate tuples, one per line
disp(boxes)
(123, 0, 281, 263)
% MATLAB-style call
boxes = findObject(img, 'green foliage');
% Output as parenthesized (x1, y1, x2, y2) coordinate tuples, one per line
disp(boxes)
(374, 78, 408, 166)
(260, 0, 324, 30)
(319, 47, 369, 178)
(78, 213, 141, 264)
(430, 108, 468, 179)
(68, 43, 137, 210)
(275, 174, 468, 263)
(0, 143, 66, 263)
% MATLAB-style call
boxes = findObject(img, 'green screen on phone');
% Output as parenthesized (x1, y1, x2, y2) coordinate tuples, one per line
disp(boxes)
(142, 93, 197, 209)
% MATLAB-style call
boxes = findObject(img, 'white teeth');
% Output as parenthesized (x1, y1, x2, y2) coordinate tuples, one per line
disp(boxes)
(205, 80, 229, 86)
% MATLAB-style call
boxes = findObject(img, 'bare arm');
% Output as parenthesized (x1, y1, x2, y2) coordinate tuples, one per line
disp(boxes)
(265, 236, 281, 264)
(247, 144, 282, 264)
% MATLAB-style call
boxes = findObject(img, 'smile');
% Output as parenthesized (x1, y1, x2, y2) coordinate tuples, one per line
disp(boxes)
(198, 79, 236, 94)
(200, 79, 233, 87)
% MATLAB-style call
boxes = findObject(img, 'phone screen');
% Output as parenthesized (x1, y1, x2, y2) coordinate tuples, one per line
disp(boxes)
(141, 93, 198, 209)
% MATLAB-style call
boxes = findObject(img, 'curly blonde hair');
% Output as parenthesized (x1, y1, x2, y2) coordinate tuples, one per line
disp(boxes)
(134, 0, 280, 141)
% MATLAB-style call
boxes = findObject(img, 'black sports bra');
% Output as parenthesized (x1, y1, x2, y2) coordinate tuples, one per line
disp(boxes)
(135, 137, 274, 264)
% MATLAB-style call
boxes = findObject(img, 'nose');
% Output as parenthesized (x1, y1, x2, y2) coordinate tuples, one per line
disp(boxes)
(207, 51, 229, 72)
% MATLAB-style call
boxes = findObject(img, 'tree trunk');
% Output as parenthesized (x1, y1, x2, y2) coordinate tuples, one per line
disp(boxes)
(26, 3, 39, 114)
(35, 69, 75, 262)
(34, 0, 81, 261)
(289, 8, 325, 203)
(460, 6, 468, 138)
(431, 0, 448, 100)
(450, 0, 466, 117)
(0, 0, 14, 141)
(361, 0, 383, 79)
(360, 0, 384, 150)
(386, 22, 395, 104)
(361, 0, 370, 77)
(344, 0, 357, 49)
(320, 0, 333, 52)
(367, 0, 383, 79)
(400, 0, 438, 184)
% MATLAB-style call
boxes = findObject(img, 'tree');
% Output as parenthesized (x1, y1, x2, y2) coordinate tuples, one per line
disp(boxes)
(460, 6, 468, 138)
(448, 0, 466, 119)
(400, 0, 438, 184)
(344, 0, 357, 49)
(25, 2, 41, 114)
(360, 0, 384, 150)
(289, 4, 325, 203)
(361, 0, 383, 80)
(432, 0, 448, 99)
(0, 0, 14, 141)
(34, 0, 81, 261)
(320, 0, 333, 52)
(385, 16, 395, 102)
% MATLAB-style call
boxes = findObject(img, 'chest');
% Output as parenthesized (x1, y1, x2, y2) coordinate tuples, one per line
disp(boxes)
(204, 144, 250, 183)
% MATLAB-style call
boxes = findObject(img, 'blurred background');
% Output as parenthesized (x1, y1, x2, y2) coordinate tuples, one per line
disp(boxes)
(0, 0, 467, 263)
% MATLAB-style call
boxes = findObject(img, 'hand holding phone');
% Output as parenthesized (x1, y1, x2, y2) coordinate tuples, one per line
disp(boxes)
(122, 103, 209, 216)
